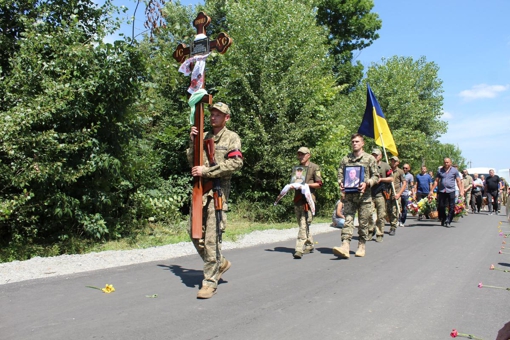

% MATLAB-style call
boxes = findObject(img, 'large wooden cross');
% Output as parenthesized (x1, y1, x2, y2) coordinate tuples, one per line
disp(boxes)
(173, 12, 233, 239)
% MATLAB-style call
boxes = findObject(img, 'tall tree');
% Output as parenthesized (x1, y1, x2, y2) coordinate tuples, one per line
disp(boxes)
(0, 0, 143, 253)
(424, 142, 466, 171)
(145, 0, 382, 218)
(338, 56, 448, 171)
(315, 0, 382, 91)
(203, 0, 339, 208)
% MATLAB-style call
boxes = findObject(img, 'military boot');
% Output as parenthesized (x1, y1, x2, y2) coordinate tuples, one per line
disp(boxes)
(355, 242, 366, 257)
(217, 260, 231, 282)
(332, 240, 350, 259)
(197, 286, 216, 299)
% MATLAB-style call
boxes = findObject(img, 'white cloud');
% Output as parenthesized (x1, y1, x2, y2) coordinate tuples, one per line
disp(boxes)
(441, 110, 454, 120)
(441, 111, 510, 142)
(439, 110, 510, 169)
(459, 84, 509, 101)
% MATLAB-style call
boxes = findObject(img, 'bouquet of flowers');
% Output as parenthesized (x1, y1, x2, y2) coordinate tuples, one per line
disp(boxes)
(445, 196, 467, 219)
(428, 196, 437, 212)
(417, 198, 430, 215)
(417, 196, 437, 216)
(407, 197, 419, 216)
(454, 196, 467, 218)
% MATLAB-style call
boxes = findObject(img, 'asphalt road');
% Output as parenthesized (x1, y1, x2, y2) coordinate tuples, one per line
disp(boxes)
(1, 209, 509, 340)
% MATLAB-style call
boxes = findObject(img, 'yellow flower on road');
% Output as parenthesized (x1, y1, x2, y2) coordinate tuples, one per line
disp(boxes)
(101, 284, 115, 293)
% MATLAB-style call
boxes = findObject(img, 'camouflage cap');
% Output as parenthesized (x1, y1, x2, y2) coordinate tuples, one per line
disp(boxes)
(371, 148, 382, 156)
(297, 147, 310, 154)
(209, 102, 231, 115)
(390, 155, 399, 162)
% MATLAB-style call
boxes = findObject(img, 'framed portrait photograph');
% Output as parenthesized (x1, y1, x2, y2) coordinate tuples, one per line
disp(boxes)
(290, 166, 308, 185)
(343, 165, 365, 193)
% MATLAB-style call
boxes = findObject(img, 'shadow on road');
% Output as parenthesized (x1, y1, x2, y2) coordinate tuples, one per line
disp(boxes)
(157, 264, 203, 288)
(316, 247, 333, 255)
(264, 246, 294, 254)
(498, 262, 510, 268)
(404, 221, 439, 228)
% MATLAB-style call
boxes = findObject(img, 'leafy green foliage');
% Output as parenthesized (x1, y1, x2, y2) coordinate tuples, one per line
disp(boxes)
(338, 56, 449, 172)
(0, 0, 467, 261)
(423, 142, 466, 171)
(204, 0, 340, 207)
(0, 0, 144, 252)
(315, 0, 382, 91)
(131, 175, 192, 224)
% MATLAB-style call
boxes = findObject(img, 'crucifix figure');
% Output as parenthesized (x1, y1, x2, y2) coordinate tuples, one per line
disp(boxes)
(173, 12, 233, 240)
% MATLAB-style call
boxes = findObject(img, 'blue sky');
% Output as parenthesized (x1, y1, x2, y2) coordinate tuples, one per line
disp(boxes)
(110, 0, 510, 173)
(358, 0, 510, 174)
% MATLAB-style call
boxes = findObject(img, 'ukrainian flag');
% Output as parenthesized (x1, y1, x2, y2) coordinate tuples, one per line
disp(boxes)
(358, 84, 398, 156)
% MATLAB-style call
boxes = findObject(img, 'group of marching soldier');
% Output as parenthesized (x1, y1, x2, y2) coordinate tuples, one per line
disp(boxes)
(186, 102, 507, 299)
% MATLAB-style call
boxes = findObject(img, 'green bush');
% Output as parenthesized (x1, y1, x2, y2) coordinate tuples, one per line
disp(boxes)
(0, 0, 145, 251)
(131, 175, 192, 225)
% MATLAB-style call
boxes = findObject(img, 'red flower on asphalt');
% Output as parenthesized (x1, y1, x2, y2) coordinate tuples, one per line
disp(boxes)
(449, 329, 484, 339)
(478, 282, 483, 288)
(490, 264, 495, 270)
(500, 250, 503, 254)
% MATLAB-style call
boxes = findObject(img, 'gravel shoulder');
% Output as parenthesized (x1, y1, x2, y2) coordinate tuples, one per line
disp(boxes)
(0, 223, 337, 285)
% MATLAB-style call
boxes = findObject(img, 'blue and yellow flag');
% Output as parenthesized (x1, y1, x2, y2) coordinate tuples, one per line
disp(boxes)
(358, 84, 398, 156)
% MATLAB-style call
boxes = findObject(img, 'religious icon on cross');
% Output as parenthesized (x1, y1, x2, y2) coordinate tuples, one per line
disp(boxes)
(173, 12, 233, 239)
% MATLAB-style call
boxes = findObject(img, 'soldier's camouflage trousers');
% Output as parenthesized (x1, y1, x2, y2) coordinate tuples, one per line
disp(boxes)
(342, 194, 372, 243)
(386, 198, 399, 229)
(464, 191, 471, 212)
(368, 194, 386, 236)
(190, 196, 228, 289)
(295, 204, 314, 252)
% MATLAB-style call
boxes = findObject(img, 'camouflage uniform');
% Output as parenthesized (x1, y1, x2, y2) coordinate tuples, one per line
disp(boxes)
(368, 160, 391, 239)
(294, 162, 322, 253)
(387, 167, 405, 230)
(461, 174, 473, 210)
(338, 152, 379, 243)
(502, 178, 508, 206)
(187, 126, 243, 289)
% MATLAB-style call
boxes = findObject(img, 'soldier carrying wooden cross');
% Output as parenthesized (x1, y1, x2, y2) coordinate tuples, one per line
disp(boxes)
(175, 12, 242, 299)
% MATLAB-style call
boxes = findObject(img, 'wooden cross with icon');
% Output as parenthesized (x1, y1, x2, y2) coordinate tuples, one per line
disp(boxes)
(173, 12, 233, 239)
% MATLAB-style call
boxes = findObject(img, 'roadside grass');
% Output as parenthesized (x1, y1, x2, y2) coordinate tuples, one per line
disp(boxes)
(0, 213, 331, 262)
(87, 214, 331, 253)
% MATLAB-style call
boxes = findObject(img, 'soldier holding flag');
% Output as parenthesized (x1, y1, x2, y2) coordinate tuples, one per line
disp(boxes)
(357, 84, 402, 227)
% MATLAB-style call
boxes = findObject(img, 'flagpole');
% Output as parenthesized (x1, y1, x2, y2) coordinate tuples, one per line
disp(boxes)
(373, 111, 402, 217)
(379, 133, 402, 216)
